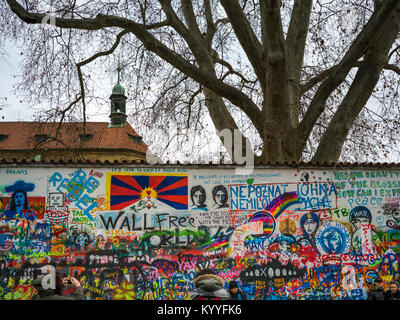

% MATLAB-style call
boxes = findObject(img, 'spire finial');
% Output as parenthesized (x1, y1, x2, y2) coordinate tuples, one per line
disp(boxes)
(111, 55, 125, 96)
(117, 67, 121, 84)
(117, 55, 121, 84)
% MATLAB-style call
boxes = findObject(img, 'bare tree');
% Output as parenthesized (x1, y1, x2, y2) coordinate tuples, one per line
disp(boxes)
(0, 0, 399, 163)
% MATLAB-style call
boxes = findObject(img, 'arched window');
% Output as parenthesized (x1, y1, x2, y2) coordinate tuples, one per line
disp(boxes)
(115, 102, 121, 113)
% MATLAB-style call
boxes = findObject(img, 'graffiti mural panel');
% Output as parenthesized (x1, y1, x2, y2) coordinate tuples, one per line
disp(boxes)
(1, 165, 400, 300)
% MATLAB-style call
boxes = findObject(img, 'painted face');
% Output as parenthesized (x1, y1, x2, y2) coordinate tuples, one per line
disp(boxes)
(303, 218, 317, 235)
(230, 287, 238, 294)
(352, 217, 370, 230)
(49, 193, 63, 206)
(14, 192, 25, 207)
(97, 236, 106, 249)
(324, 230, 343, 253)
(193, 191, 204, 206)
(215, 190, 226, 206)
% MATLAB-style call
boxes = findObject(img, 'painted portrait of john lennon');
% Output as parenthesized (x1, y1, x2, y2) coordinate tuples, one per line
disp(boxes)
(211, 185, 229, 209)
(190, 185, 207, 209)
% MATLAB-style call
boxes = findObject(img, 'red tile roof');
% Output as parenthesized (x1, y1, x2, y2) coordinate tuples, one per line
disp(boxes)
(0, 121, 148, 154)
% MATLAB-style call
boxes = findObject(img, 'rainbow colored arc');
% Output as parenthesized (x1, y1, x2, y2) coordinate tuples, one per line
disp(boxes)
(109, 174, 188, 210)
(248, 211, 275, 234)
(263, 192, 300, 218)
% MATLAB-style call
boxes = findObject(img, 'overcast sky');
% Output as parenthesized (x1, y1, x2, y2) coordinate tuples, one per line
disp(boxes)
(0, 41, 112, 123)
(0, 43, 32, 121)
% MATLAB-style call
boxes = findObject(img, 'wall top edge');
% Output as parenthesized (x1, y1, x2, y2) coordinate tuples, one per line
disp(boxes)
(0, 159, 399, 169)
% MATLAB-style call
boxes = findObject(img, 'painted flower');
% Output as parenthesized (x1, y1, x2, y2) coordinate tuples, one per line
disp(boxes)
(112, 282, 136, 300)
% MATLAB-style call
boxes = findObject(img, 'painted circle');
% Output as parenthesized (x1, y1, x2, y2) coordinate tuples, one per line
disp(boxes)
(149, 235, 161, 246)
(248, 211, 275, 238)
(315, 222, 351, 255)
(279, 218, 296, 235)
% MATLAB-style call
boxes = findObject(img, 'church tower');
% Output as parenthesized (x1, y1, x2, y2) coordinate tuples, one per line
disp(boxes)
(109, 66, 127, 127)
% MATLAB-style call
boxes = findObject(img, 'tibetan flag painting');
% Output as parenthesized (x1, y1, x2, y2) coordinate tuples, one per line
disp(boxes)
(107, 173, 188, 211)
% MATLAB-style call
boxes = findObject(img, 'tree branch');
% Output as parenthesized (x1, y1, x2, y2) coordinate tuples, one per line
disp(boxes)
(215, 57, 257, 84)
(286, 0, 313, 79)
(388, 43, 400, 61)
(312, 4, 400, 162)
(75, 30, 128, 133)
(300, 66, 338, 94)
(180, 0, 202, 38)
(6, 0, 117, 30)
(220, 0, 266, 89)
(285, 0, 313, 125)
(158, 0, 212, 65)
(76, 30, 128, 67)
(298, 0, 400, 151)
(5, 0, 262, 128)
(384, 63, 400, 75)
(204, 0, 216, 49)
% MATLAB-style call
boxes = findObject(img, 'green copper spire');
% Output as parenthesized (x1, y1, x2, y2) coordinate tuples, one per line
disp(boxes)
(112, 66, 125, 95)
(109, 63, 127, 127)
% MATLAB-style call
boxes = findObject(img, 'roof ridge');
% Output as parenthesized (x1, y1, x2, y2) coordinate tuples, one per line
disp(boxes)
(0, 159, 398, 166)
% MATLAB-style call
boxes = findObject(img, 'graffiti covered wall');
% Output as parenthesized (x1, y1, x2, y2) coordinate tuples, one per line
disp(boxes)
(1, 165, 400, 300)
